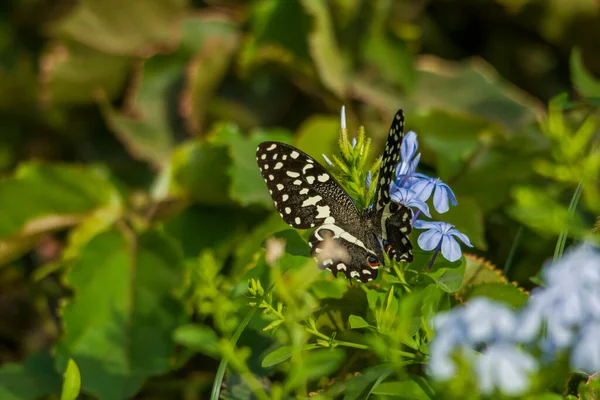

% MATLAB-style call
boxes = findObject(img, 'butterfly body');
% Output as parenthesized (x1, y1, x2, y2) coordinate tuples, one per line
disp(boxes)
(256, 110, 413, 282)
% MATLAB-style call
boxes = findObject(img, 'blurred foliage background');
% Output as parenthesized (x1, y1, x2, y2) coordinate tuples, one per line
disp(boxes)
(0, 0, 599, 399)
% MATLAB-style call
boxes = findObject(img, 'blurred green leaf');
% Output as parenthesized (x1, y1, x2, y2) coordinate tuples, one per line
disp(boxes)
(508, 186, 589, 239)
(294, 115, 340, 161)
(300, 0, 348, 98)
(170, 138, 232, 206)
(284, 348, 346, 391)
(51, 0, 188, 56)
(310, 277, 348, 300)
(465, 282, 529, 308)
(348, 314, 371, 329)
(0, 162, 122, 265)
(0, 352, 61, 400)
(570, 47, 600, 99)
(410, 249, 465, 293)
(261, 344, 320, 368)
(431, 196, 487, 250)
(60, 358, 81, 400)
(412, 57, 542, 130)
(213, 123, 292, 208)
(40, 41, 130, 105)
(56, 229, 187, 400)
(370, 377, 432, 399)
(173, 324, 220, 359)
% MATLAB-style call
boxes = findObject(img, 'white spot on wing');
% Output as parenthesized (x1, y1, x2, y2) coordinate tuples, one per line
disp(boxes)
(291, 151, 299, 159)
(293, 180, 302, 185)
(285, 207, 291, 214)
(350, 271, 360, 278)
(274, 162, 283, 170)
(268, 175, 274, 180)
(282, 194, 289, 201)
(302, 195, 322, 207)
(276, 184, 284, 191)
(317, 174, 330, 182)
(316, 205, 330, 219)
(300, 188, 309, 195)
(295, 217, 301, 225)
(286, 171, 300, 178)
(306, 176, 315, 184)
(267, 144, 277, 151)
(337, 263, 347, 271)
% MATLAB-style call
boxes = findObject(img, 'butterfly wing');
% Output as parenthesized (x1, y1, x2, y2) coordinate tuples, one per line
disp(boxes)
(256, 141, 382, 281)
(372, 110, 405, 212)
(308, 224, 381, 282)
(256, 141, 363, 229)
(371, 110, 413, 262)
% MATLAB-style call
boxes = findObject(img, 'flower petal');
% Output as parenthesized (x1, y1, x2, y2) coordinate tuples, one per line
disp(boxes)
(433, 184, 450, 213)
(418, 229, 443, 251)
(414, 220, 440, 231)
(441, 235, 462, 262)
(448, 229, 473, 247)
(322, 154, 333, 167)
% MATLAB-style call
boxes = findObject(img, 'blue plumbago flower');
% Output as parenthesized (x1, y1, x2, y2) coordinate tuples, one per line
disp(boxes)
(322, 153, 334, 167)
(395, 131, 420, 183)
(413, 221, 472, 264)
(411, 174, 457, 213)
(476, 343, 538, 396)
(365, 171, 372, 191)
(390, 187, 431, 218)
(351, 137, 357, 149)
(571, 321, 600, 374)
(429, 298, 520, 381)
(516, 245, 600, 353)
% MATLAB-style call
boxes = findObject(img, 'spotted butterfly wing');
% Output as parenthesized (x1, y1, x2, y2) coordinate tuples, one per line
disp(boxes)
(370, 110, 413, 262)
(256, 142, 382, 282)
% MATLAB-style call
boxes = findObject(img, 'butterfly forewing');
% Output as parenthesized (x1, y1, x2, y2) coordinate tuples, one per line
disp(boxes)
(256, 142, 362, 229)
(373, 110, 405, 211)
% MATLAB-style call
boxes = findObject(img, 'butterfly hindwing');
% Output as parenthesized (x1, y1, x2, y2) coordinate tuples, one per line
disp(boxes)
(373, 110, 405, 211)
(384, 204, 413, 262)
(308, 224, 381, 282)
(256, 141, 362, 229)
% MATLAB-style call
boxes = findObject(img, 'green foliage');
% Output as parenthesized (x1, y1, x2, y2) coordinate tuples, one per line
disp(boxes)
(1, 1, 599, 399)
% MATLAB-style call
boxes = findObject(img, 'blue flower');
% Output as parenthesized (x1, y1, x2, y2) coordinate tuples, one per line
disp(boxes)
(411, 175, 458, 213)
(395, 131, 420, 181)
(515, 245, 600, 353)
(390, 187, 430, 217)
(475, 343, 538, 396)
(429, 299, 521, 381)
(366, 171, 372, 191)
(351, 137, 357, 149)
(571, 321, 600, 374)
(414, 221, 472, 263)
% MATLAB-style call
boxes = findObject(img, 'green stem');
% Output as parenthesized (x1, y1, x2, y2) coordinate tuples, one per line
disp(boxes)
(392, 263, 411, 293)
(553, 179, 584, 261)
(503, 225, 524, 275)
(210, 283, 275, 400)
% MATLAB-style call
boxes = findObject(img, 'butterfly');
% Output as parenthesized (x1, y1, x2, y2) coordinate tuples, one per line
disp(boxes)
(255, 109, 413, 282)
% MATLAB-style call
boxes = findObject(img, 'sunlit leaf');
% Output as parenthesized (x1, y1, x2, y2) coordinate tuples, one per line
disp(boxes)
(56, 229, 187, 400)
(570, 47, 600, 99)
(60, 359, 80, 400)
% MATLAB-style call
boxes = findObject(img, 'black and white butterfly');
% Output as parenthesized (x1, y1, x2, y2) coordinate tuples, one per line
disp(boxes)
(256, 109, 413, 282)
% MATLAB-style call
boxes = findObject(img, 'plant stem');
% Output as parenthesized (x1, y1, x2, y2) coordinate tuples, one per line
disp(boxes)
(503, 225, 523, 275)
(553, 179, 584, 261)
(210, 283, 275, 400)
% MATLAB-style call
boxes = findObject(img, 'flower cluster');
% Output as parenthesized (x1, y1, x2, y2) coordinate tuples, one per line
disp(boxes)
(389, 127, 472, 263)
(429, 244, 600, 395)
(325, 107, 473, 264)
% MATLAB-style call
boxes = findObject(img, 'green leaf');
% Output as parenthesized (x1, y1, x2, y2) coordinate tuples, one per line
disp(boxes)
(370, 377, 432, 399)
(0, 352, 61, 400)
(310, 277, 348, 300)
(56, 229, 187, 400)
(412, 249, 466, 293)
(170, 138, 232, 206)
(173, 324, 220, 359)
(465, 282, 529, 308)
(60, 359, 81, 400)
(212, 123, 292, 208)
(261, 344, 320, 368)
(412, 57, 540, 130)
(508, 186, 589, 239)
(348, 314, 371, 329)
(50, 0, 188, 56)
(0, 162, 122, 265)
(40, 41, 130, 105)
(284, 348, 346, 391)
(570, 47, 600, 99)
(294, 115, 340, 161)
(300, 0, 348, 98)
